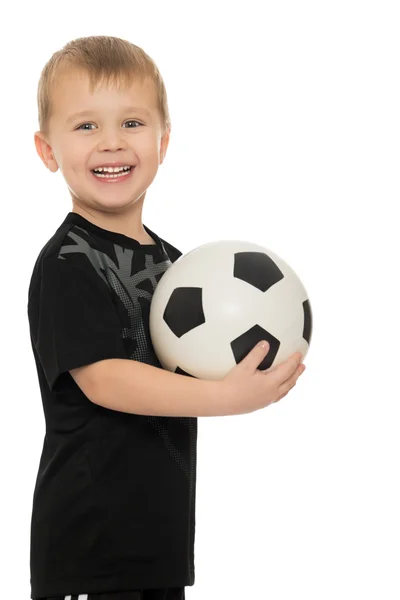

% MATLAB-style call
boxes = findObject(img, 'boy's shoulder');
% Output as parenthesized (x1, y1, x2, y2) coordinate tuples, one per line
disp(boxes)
(28, 220, 76, 299)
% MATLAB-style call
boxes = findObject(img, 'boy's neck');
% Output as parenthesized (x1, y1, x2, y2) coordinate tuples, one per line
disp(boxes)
(71, 202, 155, 244)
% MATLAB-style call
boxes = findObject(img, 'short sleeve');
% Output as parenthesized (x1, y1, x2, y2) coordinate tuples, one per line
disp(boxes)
(28, 256, 128, 393)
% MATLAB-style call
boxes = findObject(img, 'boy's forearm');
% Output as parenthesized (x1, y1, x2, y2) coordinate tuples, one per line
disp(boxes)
(92, 358, 235, 417)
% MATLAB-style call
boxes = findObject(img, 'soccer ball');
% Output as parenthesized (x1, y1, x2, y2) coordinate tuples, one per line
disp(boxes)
(150, 240, 312, 380)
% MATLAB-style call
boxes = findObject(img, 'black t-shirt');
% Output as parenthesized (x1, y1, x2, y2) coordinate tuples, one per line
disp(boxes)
(27, 213, 197, 599)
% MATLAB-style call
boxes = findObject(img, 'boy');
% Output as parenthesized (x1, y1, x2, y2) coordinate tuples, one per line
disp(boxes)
(28, 35, 305, 600)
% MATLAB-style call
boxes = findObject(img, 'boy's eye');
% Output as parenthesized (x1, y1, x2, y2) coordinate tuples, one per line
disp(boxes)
(76, 120, 142, 131)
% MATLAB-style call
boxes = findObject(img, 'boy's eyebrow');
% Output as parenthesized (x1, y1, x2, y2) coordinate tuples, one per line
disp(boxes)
(66, 106, 152, 124)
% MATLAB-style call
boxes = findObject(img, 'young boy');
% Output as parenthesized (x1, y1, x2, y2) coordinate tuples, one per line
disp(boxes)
(28, 35, 305, 600)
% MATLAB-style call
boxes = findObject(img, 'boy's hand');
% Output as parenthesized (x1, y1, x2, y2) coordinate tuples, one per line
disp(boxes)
(222, 341, 306, 415)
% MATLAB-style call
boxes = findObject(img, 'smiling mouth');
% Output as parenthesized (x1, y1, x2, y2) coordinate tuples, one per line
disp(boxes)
(91, 166, 135, 181)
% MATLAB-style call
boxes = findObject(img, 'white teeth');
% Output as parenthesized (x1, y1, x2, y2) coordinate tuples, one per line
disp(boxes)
(93, 165, 131, 173)
(93, 169, 132, 179)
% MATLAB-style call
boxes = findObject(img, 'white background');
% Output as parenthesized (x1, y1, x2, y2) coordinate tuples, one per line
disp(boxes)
(1, 1, 399, 598)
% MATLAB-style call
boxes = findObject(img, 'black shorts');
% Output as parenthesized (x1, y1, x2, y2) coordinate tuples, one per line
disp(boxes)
(40, 589, 185, 600)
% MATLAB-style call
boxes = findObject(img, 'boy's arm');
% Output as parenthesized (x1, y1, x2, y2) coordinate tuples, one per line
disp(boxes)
(70, 359, 232, 418)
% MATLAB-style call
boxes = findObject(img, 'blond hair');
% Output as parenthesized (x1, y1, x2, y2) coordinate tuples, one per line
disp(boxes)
(37, 35, 171, 137)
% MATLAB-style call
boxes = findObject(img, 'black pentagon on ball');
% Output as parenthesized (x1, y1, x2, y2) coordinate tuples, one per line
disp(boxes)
(234, 252, 284, 292)
(175, 366, 196, 378)
(163, 287, 205, 338)
(303, 299, 312, 344)
(231, 324, 280, 370)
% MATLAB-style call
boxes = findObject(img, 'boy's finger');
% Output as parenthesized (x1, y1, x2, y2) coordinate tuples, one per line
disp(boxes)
(266, 352, 303, 384)
(239, 340, 270, 371)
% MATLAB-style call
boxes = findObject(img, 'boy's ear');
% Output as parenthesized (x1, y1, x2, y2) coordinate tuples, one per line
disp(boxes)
(160, 127, 171, 164)
(34, 131, 59, 173)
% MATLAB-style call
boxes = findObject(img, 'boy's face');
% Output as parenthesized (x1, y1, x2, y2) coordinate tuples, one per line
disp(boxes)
(35, 69, 170, 214)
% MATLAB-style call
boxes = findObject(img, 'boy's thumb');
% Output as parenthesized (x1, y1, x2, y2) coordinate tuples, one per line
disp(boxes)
(240, 340, 270, 370)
